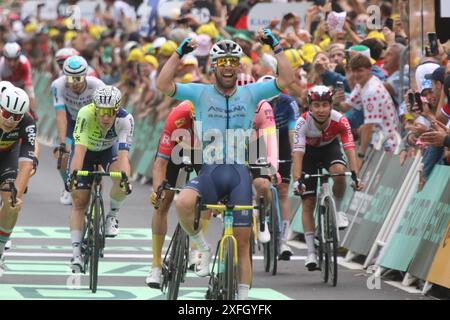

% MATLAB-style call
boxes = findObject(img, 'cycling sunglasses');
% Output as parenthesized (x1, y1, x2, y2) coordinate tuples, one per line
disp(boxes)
(96, 107, 117, 117)
(215, 57, 240, 68)
(0, 106, 23, 121)
(66, 75, 86, 84)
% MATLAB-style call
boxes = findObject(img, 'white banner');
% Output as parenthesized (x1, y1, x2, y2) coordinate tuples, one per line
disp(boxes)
(247, 2, 313, 32)
(20, 0, 101, 22)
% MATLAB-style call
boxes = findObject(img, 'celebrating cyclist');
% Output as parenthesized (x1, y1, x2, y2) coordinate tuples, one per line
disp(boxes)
(156, 28, 295, 300)
(52, 56, 105, 205)
(66, 86, 133, 272)
(292, 85, 362, 271)
(0, 87, 36, 275)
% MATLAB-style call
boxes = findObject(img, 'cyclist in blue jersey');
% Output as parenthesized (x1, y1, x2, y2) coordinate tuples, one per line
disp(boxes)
(156, 28, 295, 300)
(257, 75, 299, 260)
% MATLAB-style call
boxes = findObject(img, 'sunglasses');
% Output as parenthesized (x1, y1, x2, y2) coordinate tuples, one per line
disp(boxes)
(66, 76, 86, 84)
(215, 57, 240, 68)
(96, 107, 117, 117)
(0, 107, 23, 121)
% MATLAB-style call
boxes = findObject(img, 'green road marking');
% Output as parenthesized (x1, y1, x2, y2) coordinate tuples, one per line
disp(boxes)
(8, 245, 164, 252)
(0, 285, 291, 300)
(1, 260, 196, 278)
(12, 226, 171, 241)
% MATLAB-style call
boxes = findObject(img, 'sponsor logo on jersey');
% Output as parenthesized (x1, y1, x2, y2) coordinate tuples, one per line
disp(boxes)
(175, 118, 186, 128)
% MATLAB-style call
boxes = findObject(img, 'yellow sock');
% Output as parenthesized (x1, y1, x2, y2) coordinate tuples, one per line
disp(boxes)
(191, 218, 211, 250)
(152, 234, 165, 268)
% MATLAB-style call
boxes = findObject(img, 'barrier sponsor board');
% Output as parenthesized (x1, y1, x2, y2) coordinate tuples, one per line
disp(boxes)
(378, 165, 450, 272)
(344, 154, 414, 255)
(427, 220, 450, 288)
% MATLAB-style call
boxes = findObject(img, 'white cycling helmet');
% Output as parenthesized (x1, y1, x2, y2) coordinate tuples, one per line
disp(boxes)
(210, 40, 243, 62)
(55, 47, 80, 64)
(93, 86, 122, 110)
(0, 87, 30, 115)
(63, 55, 88, 77)
(3, 42, 21, 59)
(257, 75, 278, 102)
(0, 81, 14, 94)
(307, 85, 333, 104)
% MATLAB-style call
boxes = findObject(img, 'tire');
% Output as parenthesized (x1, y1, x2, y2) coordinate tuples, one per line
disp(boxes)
(318, 205, 329, 284)
(167, 225, 188, 300)
(90, 196, 102, 293)
(222, 237, 237, 300)
(325, 198, 338, 287)
(269, 189, 279, 275)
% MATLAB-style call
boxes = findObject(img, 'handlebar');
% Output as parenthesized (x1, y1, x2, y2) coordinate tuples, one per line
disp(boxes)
(70, 170, 131, 194)
(294, 170, 359, 196)
(56, 143, 69, 170)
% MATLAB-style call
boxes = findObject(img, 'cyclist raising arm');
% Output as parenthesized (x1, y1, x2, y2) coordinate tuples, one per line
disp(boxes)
(67, 86, 133, 272)
(155, 28, 295, 300)
(292, 86, 362, 271)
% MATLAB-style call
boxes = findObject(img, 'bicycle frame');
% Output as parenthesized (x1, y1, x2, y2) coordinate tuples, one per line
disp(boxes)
(315, 172, 340, 243)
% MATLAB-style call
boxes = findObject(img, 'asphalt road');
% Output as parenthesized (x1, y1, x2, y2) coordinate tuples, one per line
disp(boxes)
(0, 145, 430, 300)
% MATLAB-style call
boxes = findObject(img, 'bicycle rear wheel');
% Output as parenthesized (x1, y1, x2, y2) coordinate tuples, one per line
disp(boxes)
(167, 225, 188, 300)
(89, 196, 103, 293)
(221, 237, 237, 300)
(325, 197, 338, 287)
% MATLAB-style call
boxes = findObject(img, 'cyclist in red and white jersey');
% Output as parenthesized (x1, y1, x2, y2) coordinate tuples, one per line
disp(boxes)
(292, 85, 362, 271)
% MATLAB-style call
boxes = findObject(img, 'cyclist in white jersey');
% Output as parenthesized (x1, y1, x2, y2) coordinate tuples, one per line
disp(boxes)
(51, 56, 105, 205)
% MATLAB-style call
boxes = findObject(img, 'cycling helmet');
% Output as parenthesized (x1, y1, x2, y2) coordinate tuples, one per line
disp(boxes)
(3, 42, 21, 59)
(307, 85, 333, 104)
(93, 86, 122, 110)
(236, 73, 255, 86)
(55, 47, 80, 64)
(0, 87, 30, 115)
(210, 40, 243, 62)
(63, 55, 88, 77)
(0, 81, 14, 94)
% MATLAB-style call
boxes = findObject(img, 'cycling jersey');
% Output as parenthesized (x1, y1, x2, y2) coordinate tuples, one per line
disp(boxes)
(172, 80, 281, 164)
(0, 55, 34, 97)
(0, 114, 36, 183)
(72, 103, 134, 152)
(441, 103, 450, 119)
(273, 94, 299, 133)
(293, 110, 355, 153)
(156, 100, 196, 161)
(51, 76, 105, 121)
(252, 100, 278, 172)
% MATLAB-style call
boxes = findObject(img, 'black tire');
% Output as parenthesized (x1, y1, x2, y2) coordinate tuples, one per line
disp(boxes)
(167, 225, 188, 300)
(269, 190, 279, 275)
(222, 237, 237, 300)
(318, 205, 329, 284)
(89, 196, 102, 293)
(325, 198, 338, 287)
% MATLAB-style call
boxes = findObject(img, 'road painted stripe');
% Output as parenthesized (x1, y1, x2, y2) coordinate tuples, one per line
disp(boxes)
(5, 251, 307, 260)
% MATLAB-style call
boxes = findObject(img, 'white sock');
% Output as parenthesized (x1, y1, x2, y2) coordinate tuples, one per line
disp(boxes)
(280, 220, 290, 243)
(71, 230, 82, 257)
(0, 241, 6, 256)
(190, 231, 209, 251)
(334, 197, 343, 212)
(238, 284, 250, 300)
(304, 232, 315, 255)
(109, 197, 124, 218)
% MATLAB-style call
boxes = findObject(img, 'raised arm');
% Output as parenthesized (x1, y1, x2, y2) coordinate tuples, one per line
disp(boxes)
(156, 38, 197, 96)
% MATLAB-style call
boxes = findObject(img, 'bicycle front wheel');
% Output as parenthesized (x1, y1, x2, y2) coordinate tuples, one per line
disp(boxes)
(89, 195, 103, 293)
(222, 237, 237, 300)
(324, 197, 338, 287)
(167, 225, 188, 300)
(318, 205, 329, 284)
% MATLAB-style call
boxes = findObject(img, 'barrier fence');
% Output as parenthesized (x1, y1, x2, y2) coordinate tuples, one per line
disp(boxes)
(34, 71, 450, 292)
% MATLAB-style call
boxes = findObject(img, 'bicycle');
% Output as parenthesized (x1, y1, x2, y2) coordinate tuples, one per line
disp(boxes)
(201, 195, 264, 300)
(70, 166, 131, 293)
(154, 157, 194, 300)
(0, 179, 17, 208)
(295, 168, 359, 287)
